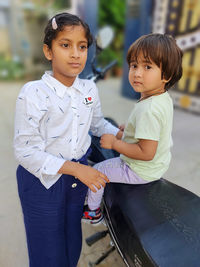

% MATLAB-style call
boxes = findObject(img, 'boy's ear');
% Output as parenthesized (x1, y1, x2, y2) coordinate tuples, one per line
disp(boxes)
(43, 44, 52, 61)
(162, 76, 171, 84)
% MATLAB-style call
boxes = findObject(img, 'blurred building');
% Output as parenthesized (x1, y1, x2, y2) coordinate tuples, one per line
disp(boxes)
(0, 0, 46, 79)
(0, 0, 98, 79)
(152, 0, 200, 113)
(0, 0, 75, 79)
(0, 0, 33, 60)
(0, 0, 11, 56)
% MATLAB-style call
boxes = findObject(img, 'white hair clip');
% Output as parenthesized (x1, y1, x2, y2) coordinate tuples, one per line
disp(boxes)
(52, 17, 58, 30)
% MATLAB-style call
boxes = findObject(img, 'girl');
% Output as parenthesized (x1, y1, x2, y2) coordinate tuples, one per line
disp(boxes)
(14, 12, 121, 267)
(83, 33, 183, 224)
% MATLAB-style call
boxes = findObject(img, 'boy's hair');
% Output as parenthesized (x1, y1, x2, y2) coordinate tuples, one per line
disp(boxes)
(127, 33, 183, 89)
(44, 12, 93, 49)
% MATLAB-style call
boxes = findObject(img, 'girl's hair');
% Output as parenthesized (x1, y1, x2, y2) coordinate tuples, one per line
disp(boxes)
(127, 33, 183, 89)
(44, 12, 93, 49)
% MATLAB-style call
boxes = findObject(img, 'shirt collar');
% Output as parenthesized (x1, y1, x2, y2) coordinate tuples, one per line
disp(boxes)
(42, 71, 83, 98)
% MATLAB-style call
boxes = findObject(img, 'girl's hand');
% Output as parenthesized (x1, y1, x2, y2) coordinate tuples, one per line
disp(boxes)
(75, 164, 109, 193)
(100, 134, 117, 149)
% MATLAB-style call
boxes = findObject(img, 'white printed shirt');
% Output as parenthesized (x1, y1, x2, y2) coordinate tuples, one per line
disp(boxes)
(14, 71, 118, 189)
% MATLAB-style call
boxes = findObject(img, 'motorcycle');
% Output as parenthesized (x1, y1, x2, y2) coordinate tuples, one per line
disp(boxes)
(86, 26, 120, 166)
(85, 27, 200, 267)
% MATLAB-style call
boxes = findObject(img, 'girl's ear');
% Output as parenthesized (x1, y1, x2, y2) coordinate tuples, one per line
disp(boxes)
(43, 44, 52, 61)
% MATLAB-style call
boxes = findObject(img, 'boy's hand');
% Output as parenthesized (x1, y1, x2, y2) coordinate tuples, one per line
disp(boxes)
(118, 124, 125, 132)
(75, 164, 109, 193)
(116, 130, 123, 140)
(100, 134, 117, 149)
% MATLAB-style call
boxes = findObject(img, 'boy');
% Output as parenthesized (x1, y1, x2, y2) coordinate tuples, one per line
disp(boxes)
(83, 33, 183, 224)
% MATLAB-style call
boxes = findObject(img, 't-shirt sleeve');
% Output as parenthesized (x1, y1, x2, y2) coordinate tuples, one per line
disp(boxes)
(135, 109, 161, 141)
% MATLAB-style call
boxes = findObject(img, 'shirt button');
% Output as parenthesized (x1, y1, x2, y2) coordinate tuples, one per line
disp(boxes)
(72, 183, 77, 188)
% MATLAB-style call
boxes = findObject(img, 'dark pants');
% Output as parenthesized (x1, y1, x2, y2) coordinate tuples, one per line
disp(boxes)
(17, 157, 88, 267)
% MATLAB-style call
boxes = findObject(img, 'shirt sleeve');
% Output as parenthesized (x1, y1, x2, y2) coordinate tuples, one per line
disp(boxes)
(135, 108, 161, 141)
(89, 84, 119, 137)
(14, 93, 65, 189)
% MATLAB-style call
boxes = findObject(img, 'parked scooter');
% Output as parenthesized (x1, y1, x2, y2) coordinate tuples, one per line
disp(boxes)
(86, 27, 200, 267)
(86, 26, 119, 166)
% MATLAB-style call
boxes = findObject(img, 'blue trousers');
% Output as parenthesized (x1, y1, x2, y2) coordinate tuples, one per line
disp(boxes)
(17, 157, 88, 267)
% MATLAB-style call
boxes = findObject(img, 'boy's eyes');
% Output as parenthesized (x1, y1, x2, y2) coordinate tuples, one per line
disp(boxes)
(130, 64, 137, 68)
(145, 65, 151, 69)
(130, 64, 152, 69)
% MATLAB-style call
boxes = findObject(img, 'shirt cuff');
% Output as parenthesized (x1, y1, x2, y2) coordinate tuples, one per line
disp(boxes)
(39, 155, 66, 189)
(109, 125, 119, 136)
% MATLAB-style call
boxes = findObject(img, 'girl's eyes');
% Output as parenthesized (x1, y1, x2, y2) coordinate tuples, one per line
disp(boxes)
(61, 44, 87, 50)
(80, 45, 87, 50)
(62, 43, 69, 48)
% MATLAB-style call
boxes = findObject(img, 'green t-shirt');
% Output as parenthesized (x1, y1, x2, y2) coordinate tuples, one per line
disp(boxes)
(120, 92, 173, 182)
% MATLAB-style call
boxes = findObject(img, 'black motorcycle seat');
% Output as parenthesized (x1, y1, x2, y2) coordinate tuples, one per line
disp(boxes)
(103, 178, 200, 267)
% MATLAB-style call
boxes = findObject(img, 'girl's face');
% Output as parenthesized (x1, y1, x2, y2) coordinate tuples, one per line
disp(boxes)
(43, 25, 88, 87)
(128, 53, 168, 97)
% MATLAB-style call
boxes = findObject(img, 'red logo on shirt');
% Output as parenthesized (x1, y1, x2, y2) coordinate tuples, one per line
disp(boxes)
(84, 96, 93, 106)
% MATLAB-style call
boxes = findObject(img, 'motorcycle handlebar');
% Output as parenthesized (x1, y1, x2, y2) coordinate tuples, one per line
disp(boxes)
(101, 60, 118, 75)
(86, 60, 118, 82)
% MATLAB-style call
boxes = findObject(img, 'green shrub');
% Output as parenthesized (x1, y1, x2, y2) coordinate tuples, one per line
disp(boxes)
(0, 54, 25, 80)
(98, 0, 126, 69)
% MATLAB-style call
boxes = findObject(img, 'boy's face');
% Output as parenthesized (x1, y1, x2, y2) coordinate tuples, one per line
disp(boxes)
(128, 53, 168, 97)
(43, 25, 88, 87)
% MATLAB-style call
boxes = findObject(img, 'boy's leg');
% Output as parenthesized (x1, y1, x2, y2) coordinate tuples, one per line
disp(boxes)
(87, 157, 148, 210)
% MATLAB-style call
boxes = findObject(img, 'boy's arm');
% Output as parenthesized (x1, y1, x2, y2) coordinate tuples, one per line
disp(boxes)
(100, 134, 158, 161)
(58, 161, 109, 192)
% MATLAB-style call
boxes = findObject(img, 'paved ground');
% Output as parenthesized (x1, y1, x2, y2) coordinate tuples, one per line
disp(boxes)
(0, 78, 200, 267)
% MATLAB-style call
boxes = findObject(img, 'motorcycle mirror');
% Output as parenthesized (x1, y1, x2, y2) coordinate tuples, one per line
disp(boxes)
(96, 26, 114, 49)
